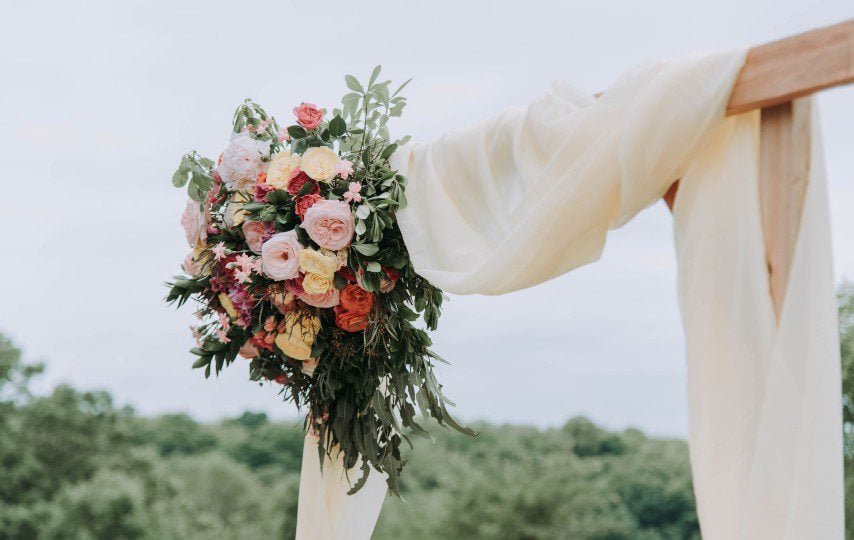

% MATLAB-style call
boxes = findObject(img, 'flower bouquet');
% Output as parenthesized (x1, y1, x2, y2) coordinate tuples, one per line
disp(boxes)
(166, 66, 472, 494)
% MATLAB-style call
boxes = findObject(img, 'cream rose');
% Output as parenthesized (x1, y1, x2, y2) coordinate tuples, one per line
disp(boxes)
(297, 249, 338, 279)
(302, 272, 333, 295)
(300, 146, 339, 182)
(274, 312, 320, 361)
(267, 150, 301, 189)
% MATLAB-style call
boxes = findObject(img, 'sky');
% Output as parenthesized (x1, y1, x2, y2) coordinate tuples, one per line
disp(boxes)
(1, 0, 852, 438)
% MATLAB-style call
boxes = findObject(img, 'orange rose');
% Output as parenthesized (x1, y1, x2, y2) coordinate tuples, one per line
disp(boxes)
(334, 308, 369, 332)
(339, 284, 374, 315)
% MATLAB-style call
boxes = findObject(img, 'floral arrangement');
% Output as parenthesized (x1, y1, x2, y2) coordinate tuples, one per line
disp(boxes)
(166, 67, 472, 494)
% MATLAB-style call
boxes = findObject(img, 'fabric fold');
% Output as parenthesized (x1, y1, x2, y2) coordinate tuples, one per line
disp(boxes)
(387, 50, 843, 538)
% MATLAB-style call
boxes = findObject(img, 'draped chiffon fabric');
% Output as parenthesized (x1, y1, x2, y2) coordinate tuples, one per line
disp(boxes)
(296, 50, 844, 538)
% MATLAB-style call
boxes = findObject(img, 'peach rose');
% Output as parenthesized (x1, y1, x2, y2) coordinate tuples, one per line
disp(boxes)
(297, 287, 340, 309)
(339, 284, 374, 315)
(293, 102, 324, 130)
(301, 200, 354, 250)
(261, 231, 303, 281)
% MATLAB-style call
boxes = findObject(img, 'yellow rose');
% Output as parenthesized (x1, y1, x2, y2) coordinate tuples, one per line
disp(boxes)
(267, 150, 302, 189)
(223, 192, 251, 227)
(192, 244, 212, 277)
(300, 146, 339, 182)
(323, 248, 348, 270)
(274, 312, 320, 361)
(302, 272, 333, 295)
(218, 293, 238, 319)
(297, 249, 338, 278)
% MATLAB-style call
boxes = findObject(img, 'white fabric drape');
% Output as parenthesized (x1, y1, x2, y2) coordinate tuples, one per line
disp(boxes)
(389, 51, 844, 538)
(295, 434, 387, 540)
(295, 50, 844, 538)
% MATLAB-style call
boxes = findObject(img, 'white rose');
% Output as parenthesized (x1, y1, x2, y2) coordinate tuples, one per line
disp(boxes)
(267, 150, 302, 189)
(217, 133, 270, 190)
(300, 146, 339, 182)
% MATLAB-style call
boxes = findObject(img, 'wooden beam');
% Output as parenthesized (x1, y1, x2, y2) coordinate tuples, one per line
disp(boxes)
(726, 19, 854, 116)
(758, 98, 812, 321)
(664, 20, 852, 213)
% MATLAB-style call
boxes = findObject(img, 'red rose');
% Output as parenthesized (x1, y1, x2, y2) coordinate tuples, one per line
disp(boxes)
(337, 266, 356, 283)
(293, 102, 324, 130)
(295, 193, 322, 219)
(254, 182, 275, 202)
(334, 307, 369, 332)
(339, 284, 374, 315)
(286, 172, 320, 197)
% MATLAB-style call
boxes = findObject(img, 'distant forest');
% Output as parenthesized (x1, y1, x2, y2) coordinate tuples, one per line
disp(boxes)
(1, 284, 851, 538)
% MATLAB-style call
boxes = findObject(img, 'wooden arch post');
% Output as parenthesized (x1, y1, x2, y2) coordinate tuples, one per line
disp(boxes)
(662, 19, 854, 321)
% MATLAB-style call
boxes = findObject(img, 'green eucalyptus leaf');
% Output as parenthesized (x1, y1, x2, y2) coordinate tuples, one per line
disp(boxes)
(353, 243, 379, 256)
(345, 75, 364, 93)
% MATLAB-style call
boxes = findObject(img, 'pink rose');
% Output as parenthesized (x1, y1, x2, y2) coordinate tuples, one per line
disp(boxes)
(293, 103, 324, 130)
(242, 221, 275, 254)
(261, 231, 302, 281)
(181, 200, 208, 247)
(298, 287, 340, 309)
(182, 253, 199, 276)
(301, 200, 354, 250)
(253, 182, 275, 202)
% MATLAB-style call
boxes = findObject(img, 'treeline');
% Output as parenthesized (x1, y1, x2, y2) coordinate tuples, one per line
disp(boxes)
(0, 284, 850, 539)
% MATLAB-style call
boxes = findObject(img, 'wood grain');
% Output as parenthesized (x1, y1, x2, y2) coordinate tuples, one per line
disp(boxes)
(758, 98, 813, 321)
(727, 19, 854, 115)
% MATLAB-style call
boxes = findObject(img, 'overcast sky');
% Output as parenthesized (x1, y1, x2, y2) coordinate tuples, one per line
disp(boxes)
(1, 0, 852, 437)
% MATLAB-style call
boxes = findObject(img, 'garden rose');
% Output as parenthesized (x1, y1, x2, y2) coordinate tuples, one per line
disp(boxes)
(334, 307, 369, 332)
(302, 273, 333, 295)
(298, 287, 340, 309)
(286, 171, 320, 196)
(295, 194, 322, 219)
(261, 231, 302, 280)
(217, 133, 269, 190)
(301, 200, 354, 250)
(339, 284, 374, 315)
(266, 150, 301, 190)
(300, 146, 339, 182)
(274, 312, 320, 360)
(242, 221, 275, 254)
(293, 102, 324, 130)
(298, 249, 338, 278)
(181, 199, 208, 247)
